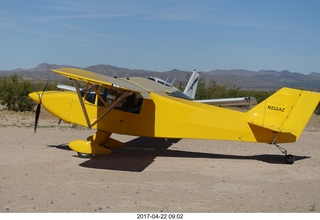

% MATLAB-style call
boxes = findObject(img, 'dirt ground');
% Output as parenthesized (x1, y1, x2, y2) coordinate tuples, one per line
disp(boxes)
(0, 109, 320, 213)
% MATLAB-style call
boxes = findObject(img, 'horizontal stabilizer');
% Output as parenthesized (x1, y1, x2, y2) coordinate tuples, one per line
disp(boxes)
(196, 97, 257, 106)
(57, 84, 76, 91)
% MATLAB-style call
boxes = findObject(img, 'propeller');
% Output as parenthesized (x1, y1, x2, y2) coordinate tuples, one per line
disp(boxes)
(33, 77, 50, 133)
(34, 102, 41, 133)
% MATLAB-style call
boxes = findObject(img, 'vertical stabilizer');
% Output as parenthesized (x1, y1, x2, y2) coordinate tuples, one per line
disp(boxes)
(246, 87, 320, 143)
(183, 69, 200, 99)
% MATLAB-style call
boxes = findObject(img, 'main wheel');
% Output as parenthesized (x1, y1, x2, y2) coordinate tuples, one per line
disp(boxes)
(285, 154, 295, 164)
(77, 152, 93, 158)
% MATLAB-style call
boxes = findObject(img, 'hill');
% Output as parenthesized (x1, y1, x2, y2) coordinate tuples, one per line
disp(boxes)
(1, 63, 320, 91)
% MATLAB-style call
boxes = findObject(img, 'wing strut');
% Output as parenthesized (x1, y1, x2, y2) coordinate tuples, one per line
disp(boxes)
(90, 91, 130, 127)
(73, 79, 92, 128)
(73, 79, 132, 128)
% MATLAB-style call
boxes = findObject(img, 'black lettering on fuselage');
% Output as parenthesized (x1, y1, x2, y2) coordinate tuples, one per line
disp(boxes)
(267, 105, 285, 112)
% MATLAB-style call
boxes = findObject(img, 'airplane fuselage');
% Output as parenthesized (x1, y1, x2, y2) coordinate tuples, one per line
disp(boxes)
(29, 88, 296, 144)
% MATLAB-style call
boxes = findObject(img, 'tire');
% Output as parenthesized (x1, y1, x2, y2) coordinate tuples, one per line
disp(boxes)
(285, 154, 295, 164)
(77, 152, 93, 158)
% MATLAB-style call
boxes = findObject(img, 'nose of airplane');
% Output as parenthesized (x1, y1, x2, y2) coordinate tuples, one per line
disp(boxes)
(28, 92, 41, 104)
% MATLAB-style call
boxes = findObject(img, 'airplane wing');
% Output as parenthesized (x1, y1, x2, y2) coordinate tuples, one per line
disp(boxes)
(54, 68, 257, 107)
(52, 68, 148, 94)
(53, 68, 189, 99)
(195, 97, 257, 106)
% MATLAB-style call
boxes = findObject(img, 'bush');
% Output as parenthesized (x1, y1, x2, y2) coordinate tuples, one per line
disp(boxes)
(0, 74, 36, 111)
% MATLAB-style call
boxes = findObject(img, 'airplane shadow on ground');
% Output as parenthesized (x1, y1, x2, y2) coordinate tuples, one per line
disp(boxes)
(47, 137, 310, 172)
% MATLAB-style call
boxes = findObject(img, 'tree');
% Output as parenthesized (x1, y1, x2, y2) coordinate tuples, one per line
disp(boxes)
(0, 74, 35, 111)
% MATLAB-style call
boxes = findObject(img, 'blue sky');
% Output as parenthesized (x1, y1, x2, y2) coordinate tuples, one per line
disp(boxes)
(1, 0, 320, 74)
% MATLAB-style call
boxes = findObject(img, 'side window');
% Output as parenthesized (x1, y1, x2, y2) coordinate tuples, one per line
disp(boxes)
(97, 86, 119, 107)
(118, 93, 143, 114)
(80, 84, 143, 114)
(82, 85, 96, 104)
(98, 86, 108, 106)
(107, 89, 118, 106)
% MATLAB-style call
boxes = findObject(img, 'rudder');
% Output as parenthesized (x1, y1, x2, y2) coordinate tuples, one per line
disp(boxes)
(247, 87, 320, 143)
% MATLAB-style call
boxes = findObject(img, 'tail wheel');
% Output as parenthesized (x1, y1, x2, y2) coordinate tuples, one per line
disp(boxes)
(285, 154, 295, 164)
(273, 142, 295, 165)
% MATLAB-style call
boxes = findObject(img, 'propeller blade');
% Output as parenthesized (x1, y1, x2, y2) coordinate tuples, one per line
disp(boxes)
(34, 103, 41, 133)
(41, 79, 50, 98)
(33, 74, 51, 134)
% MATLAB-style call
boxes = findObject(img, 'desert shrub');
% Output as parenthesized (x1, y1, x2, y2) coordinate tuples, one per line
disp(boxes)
(0, 75, 35, 111)
(0, 73, 64, 112)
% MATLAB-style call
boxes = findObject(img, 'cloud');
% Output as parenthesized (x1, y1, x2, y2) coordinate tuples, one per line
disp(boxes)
(31, 13, 130, 22)
(0, 21, 18, 30)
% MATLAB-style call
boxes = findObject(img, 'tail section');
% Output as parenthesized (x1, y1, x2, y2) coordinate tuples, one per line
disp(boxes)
(183, 69, 200, 99)
(246, 87, 320, 143)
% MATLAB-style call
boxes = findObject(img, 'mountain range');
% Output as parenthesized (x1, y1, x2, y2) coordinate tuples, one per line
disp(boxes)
(1, 63, 320, 91)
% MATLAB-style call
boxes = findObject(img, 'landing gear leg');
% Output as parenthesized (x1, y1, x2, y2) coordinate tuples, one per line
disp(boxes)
(273, 143, 295, 164)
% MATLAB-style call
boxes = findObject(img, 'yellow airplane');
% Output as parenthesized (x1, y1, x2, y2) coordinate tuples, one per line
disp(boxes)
(28, 68, 320, 164)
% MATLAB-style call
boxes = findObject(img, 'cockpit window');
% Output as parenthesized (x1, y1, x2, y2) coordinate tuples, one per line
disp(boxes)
(97, 86, 108, 106)
(146, 77, 155, 81)
(115, 92, 143, 114)
(81, 84, 143, 114)
(146, 76, 174, 88)
(80, 85, 96, 104)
